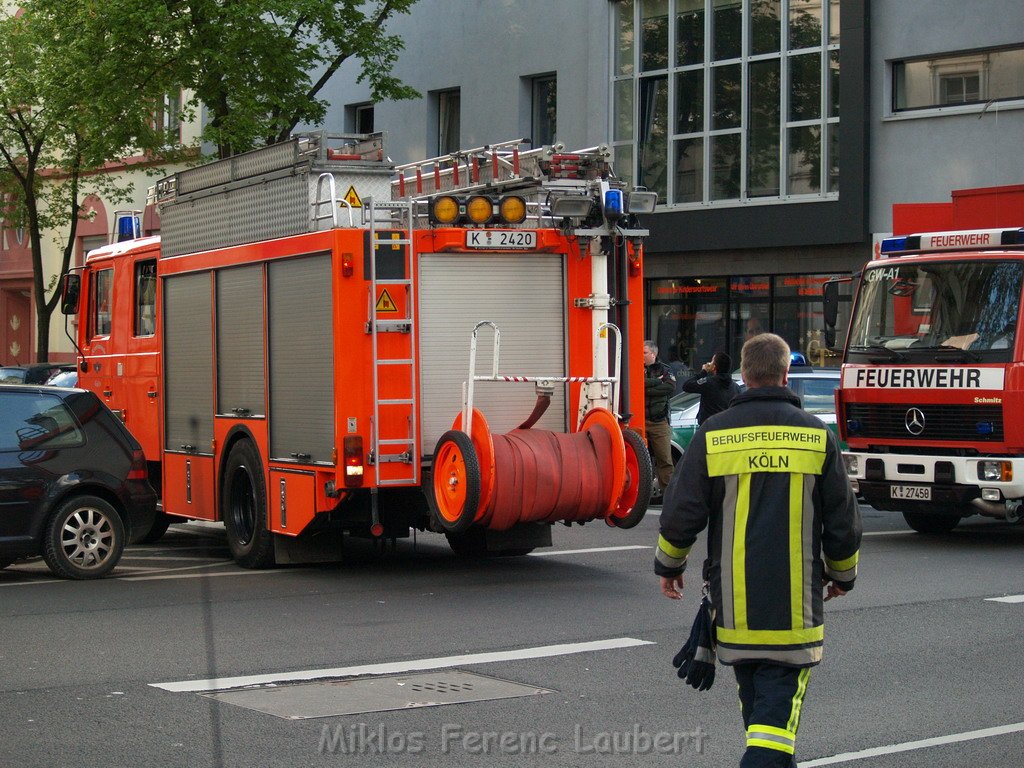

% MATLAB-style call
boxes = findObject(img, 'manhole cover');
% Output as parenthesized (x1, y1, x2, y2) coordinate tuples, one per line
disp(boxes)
(202, 670, 554, 720)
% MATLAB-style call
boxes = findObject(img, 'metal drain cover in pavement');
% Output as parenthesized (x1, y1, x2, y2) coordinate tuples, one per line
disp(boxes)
(202, 670, 554, 720)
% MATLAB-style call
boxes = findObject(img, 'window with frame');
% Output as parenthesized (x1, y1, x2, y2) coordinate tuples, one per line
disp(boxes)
(437, 89, 461, 155)
(134, 260, 157, 337)
(531, 75, 557, 146)
(613, 0, 840, 206)
(893, 45, 1024, 112)
(154, 91, 181, 143)
(353, 103, 375, 134)
(90, 268, 113, 338)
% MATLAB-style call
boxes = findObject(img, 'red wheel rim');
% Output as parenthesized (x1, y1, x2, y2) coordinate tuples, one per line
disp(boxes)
(433, 439, 472, 523)
(578, 407, 626, 513)
(452, 409, 494, 518)
(611, 431, 642, 519)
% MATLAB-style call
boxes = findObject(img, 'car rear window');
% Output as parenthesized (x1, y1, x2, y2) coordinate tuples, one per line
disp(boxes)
(0, 367, 27, 384)
(0, 392, 85, 451)
(799, 378, 838, 414)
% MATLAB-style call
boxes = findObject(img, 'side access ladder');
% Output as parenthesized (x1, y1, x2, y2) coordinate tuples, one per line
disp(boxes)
(365, 197, 419, 486)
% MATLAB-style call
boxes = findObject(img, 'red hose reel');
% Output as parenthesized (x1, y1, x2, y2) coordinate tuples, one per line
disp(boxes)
(430, 407, 651, 534)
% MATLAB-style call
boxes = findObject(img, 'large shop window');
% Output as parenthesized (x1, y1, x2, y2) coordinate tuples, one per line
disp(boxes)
(647, 273, 851, 383)
(613, 0, 839, 206)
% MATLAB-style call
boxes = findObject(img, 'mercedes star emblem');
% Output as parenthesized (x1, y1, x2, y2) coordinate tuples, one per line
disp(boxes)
(905, 407, 926, 436)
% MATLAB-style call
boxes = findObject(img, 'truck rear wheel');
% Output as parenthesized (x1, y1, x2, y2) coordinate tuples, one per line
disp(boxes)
(222, 440, 275, 568)
(902, 510, 960, 534)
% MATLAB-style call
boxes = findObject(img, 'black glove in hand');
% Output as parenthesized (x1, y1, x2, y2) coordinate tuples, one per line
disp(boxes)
(671, 595, 716, 691)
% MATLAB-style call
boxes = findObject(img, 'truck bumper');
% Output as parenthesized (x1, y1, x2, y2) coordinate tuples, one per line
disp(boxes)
(844, 451, 1024, 512)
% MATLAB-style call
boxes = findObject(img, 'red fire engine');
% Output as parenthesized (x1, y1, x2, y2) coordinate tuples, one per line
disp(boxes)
(60, 133, 655, 564)
(826, 187, 1024, 533)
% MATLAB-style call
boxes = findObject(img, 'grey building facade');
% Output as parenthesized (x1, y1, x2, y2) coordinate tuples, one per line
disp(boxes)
(320, 0, 1024, 371)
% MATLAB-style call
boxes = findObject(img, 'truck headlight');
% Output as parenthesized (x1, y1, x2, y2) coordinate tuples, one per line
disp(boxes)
(843, 454, 859, 476)
(978, 461, 1012, 482)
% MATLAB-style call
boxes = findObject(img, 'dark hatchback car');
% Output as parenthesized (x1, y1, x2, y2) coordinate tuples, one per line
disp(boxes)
(0, 362, 77, 385)
(0, 386, 157, 579)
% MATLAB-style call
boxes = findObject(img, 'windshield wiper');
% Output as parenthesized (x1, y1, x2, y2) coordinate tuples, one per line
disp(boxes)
(912, 344, 982, 362)
(848, 344, 907, 362)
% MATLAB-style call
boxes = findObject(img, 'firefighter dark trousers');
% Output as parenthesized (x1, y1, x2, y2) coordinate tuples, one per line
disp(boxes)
(734, 662, 810, 767)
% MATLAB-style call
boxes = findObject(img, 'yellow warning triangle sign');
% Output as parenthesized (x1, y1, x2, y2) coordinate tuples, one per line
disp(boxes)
(343, 185, 363, 208)
(375, 288, 398, 313)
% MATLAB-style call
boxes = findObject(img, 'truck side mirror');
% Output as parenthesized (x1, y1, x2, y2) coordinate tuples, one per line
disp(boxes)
(822, 280, 838, 327)
(822, 280, 839, 350)
(60, 274, 81, 315)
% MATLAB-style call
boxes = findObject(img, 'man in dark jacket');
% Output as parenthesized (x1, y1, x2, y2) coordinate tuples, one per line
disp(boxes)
(682, 351, 742, 424)
(643, 340, 676, 494)
(656, 333, 861, 767)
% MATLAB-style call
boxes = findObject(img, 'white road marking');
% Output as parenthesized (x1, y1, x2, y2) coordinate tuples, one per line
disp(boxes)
(862, 530, 915, 537)
(123, 568, 282, 583)
(0, 577, 63, 588)
(528, 545, 651, 557)
(986, 594, 1024, 603)
(799, 722, 1024, 766)
(151, 637, 655, 693)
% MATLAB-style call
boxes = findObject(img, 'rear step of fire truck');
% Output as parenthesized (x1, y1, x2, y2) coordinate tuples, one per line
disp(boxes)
(365, 198, 418, 487)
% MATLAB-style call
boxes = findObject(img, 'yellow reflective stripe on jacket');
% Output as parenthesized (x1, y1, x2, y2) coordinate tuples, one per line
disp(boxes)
(656, 535, 691, 570)
(705, 426, 827, 454)
(717, 624, 824, 645)
(732, 474, 751, 631)
(825, 551, 859, 571)
(707, 448, 825, 477)
(789, 474, 804, 630)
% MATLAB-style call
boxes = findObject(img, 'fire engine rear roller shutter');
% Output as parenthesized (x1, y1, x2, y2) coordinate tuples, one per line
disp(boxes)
(217, 265, 266, 417)
(418, 252, 567, 454)
(268, 253, 334, 464)
(164, 273, 214, 453)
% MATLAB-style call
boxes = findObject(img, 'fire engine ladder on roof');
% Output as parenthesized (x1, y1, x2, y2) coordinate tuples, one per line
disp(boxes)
(365, 197, 418, 486)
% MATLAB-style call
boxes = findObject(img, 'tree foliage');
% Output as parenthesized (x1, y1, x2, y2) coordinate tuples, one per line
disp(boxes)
(1, 0, 419, 360)
(168, 0, 420, 157)
(0, 4, 182, 360)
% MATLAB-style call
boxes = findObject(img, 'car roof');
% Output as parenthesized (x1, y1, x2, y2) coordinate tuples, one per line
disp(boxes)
(0, 383, 82, 397)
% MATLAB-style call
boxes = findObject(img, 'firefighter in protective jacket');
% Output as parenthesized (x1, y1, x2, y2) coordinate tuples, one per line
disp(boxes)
(656, 333, 861, 767)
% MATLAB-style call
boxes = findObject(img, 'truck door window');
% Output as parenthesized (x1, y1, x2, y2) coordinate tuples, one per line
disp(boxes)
(134, 260, 157, 336)
(90, 268, 113, 338)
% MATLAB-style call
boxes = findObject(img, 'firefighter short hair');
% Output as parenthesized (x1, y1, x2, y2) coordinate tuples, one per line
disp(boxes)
(741, 333, 790, 387)
(644, 340, 658, 354)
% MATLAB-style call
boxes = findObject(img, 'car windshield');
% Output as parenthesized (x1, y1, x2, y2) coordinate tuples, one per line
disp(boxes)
(847, 259, 1023, 362)
(669, 392, 700, 412)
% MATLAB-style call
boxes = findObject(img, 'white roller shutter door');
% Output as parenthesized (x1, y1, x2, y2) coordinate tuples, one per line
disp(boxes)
(418, 252, 567, 454)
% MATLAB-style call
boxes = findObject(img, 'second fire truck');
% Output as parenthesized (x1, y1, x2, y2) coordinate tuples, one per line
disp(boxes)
(62, 133, 656, 564)
(826, 224, 1024, 532)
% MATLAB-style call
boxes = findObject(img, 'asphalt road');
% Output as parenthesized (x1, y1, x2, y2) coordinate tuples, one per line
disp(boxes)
(2, 504, 1023, 767)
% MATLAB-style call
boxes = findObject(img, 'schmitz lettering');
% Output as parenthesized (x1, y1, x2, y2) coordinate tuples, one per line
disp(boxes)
(843, 366, 1004, 390)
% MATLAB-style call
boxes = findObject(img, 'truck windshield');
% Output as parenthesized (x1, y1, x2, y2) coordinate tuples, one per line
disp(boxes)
(847, 259, 1023, 362)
